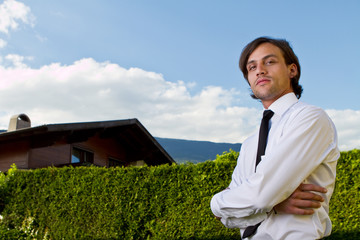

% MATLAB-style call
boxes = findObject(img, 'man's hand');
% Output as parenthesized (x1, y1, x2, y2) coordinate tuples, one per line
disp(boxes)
(274, 183, 327, 215)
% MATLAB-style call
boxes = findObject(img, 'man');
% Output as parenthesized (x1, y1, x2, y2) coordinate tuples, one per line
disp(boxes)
(210, 37, 339, 239)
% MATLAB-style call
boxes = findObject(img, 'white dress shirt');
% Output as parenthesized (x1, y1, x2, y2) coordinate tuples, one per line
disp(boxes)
(211, 93, 340, 239)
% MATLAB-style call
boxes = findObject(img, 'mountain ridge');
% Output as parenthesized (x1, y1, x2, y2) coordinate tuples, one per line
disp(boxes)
(155, 137, 241, 164)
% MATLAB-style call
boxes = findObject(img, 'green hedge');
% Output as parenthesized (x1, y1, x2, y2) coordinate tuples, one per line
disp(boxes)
(0, 149, 359, 239)
(325, 149, 360, 239)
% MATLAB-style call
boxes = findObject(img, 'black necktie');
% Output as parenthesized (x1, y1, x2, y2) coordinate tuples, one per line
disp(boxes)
(255, 110, 274, 169)
(243, 109, 274, 239)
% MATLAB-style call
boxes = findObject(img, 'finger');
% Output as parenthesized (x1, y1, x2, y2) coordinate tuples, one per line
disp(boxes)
(291, 199, 322, 209)
(288, 207, 315, 215)
(275, 202, 318, 215)
(291, 191, 325, 202)
(299, 183, 327, 193)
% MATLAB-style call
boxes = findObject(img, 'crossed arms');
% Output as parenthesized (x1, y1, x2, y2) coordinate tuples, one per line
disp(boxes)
(214, 183, 326, 220)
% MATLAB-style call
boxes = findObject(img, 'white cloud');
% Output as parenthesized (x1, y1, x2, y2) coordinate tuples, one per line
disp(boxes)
(0, 0, 35, 34)
(35, 33, 47, 43)
(325, 109, 360, 151)
(3, 54, 33, 68)
(0, 38, 6, 48)
(0, 58, 358, 151)
(0, 58, 260, 144)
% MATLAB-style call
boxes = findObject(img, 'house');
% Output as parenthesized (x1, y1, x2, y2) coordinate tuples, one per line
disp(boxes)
(0, 114, 175, 172)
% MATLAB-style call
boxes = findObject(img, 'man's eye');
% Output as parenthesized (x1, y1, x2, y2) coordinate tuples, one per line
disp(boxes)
(266, 60, 275, 65)
(248, 65, 256, 71)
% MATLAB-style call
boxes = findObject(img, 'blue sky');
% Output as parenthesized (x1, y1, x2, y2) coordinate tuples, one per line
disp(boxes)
(0, 0, 359, 150)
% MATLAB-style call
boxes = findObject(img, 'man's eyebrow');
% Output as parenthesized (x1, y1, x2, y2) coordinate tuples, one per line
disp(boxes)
(247, 54, 278, 66)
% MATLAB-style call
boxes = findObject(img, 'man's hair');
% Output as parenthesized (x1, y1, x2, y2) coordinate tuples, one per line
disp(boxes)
(239, 37, 303, 99)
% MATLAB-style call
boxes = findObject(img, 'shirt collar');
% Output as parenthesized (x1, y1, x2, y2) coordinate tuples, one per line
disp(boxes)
(268, 92, 299, 117)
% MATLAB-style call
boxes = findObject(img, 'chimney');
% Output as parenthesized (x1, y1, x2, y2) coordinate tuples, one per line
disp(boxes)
(8, 114, 31, 132)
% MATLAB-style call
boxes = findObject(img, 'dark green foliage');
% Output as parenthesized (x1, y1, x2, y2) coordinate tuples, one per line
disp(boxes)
(0, 149, 359, 239)
(214, 149, 240, 163)
(324, 149, 360, 239)
(0, 224, 27, 240)
(0, 155, 239, 239)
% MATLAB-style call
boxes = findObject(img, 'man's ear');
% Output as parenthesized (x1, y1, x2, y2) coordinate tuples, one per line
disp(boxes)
(289, 63, 298, 78)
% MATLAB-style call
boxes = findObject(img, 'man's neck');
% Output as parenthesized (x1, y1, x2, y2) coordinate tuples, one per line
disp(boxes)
(261, 90, 294, 109)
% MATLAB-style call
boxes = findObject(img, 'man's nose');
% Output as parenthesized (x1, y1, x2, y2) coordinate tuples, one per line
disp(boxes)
(256, 64, 267, 76)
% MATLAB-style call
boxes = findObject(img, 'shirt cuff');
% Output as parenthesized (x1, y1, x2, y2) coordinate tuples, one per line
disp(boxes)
(211, 192, 268, 228)
(210, 193, 222, 218)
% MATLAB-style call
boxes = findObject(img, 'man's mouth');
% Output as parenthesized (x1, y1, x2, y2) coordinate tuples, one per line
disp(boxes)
(256, 78, 270, 86)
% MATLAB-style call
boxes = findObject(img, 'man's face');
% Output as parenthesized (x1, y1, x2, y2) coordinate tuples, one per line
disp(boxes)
(246, 43, 297, 108)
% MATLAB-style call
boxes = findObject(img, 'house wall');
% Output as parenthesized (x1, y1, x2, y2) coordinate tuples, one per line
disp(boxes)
(74, 134, 126, 166)
(29, 135, 126, 168)
(28, 140, 71, 169)
(0, 133, 130, 171)
(0, 141, 29, 172)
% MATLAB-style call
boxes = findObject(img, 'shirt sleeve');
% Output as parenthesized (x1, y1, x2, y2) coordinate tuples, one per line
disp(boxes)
(210, 106, 338, 228)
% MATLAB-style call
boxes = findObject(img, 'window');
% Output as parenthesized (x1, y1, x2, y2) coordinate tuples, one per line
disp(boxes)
(108, 157, 126, 167)
(71, 147, 94, 164)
